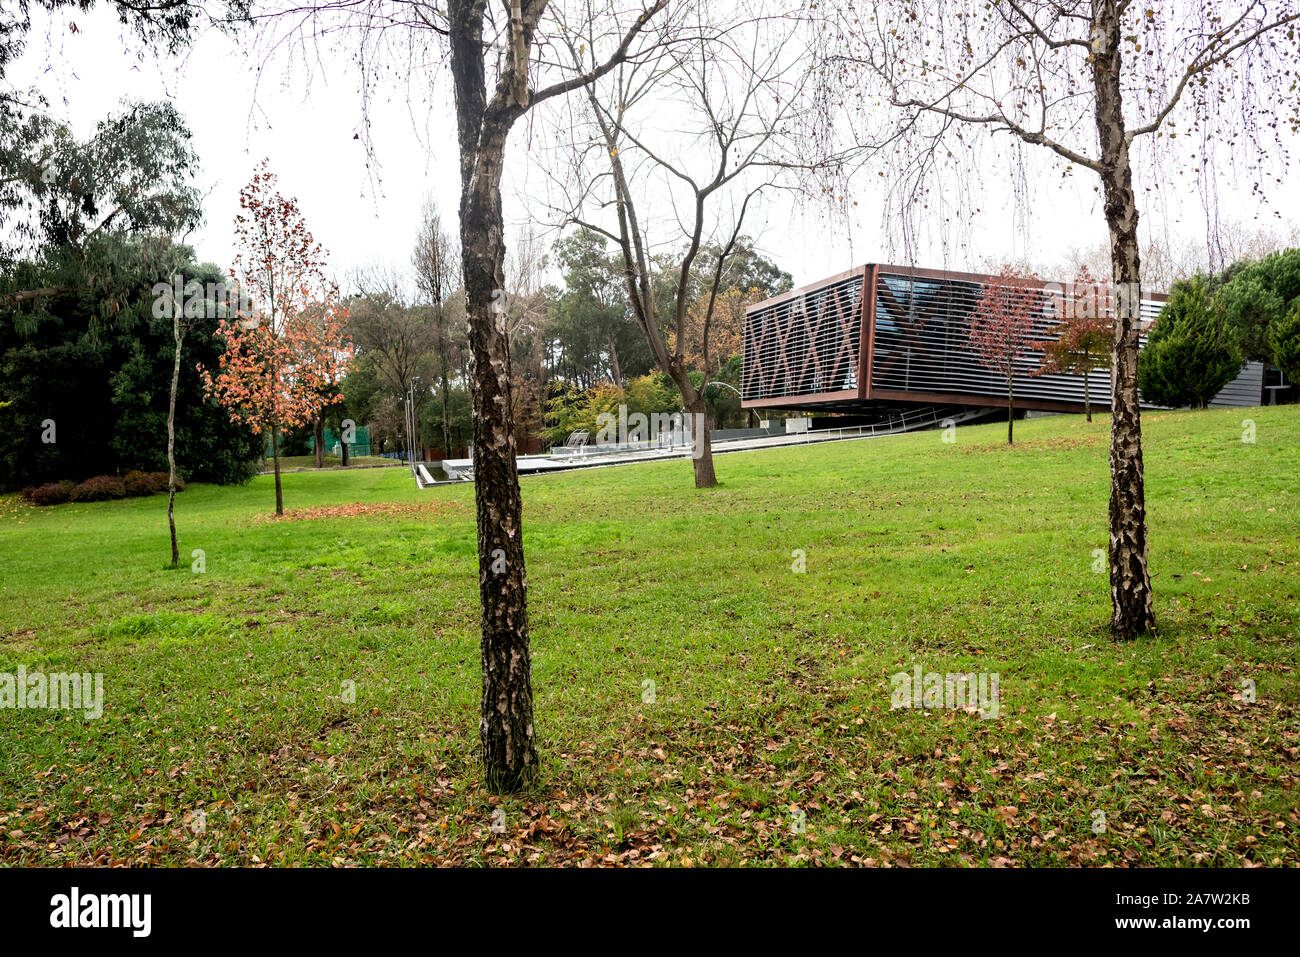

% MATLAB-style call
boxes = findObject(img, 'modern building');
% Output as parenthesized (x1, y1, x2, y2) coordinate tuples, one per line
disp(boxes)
(742, 263, 1266, 416)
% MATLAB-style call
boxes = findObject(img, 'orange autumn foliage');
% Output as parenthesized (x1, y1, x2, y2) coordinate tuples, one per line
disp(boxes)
(199, 161, 352, 436)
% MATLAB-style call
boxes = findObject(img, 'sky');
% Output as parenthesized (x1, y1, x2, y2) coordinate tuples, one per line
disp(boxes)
(10, 3, 1299, 292)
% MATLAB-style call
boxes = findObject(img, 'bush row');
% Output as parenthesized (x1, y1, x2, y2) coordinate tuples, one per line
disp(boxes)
(21, 471, 184, 507)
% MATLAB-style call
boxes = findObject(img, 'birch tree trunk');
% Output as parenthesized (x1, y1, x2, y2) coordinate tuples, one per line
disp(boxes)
(1092, 0, 1155, 639)
(450, 1, 536, 792)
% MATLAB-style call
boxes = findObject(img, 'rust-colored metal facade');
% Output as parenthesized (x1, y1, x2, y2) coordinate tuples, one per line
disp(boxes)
(742, 263, 1263, 414)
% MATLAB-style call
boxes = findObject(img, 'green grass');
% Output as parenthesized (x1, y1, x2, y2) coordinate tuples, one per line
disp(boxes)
(262, 454, 399, 471)
(0, 406, 1296, 866)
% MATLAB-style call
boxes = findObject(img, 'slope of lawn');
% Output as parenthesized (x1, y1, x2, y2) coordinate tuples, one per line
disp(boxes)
(0, 406, 1296, 866)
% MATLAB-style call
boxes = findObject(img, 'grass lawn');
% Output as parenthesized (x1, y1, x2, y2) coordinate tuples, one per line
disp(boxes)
(1, 406, 1296, 866)
(261, 455, 401, 471)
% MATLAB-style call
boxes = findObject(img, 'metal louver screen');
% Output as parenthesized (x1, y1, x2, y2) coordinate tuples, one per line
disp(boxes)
(870, 271, 1166, 408)
(740, 265, 1260, 412)
(742, 273, 863, 401)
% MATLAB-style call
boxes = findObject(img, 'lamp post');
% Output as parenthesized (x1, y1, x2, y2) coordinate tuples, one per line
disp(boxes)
(702, 380, 743, 431)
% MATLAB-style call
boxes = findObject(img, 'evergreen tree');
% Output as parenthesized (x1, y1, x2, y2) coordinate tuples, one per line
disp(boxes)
(1139, 278, 1243, 409)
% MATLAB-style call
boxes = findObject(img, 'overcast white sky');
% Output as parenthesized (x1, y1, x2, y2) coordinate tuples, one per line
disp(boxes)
(11, 4, 1298, 291)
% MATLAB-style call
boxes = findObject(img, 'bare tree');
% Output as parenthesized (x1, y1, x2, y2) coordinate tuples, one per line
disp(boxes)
(413, 198, 462, 459)
(503, 222, 553, 441)
(1055, 218, 1300, 292)
(546, 2, 820, 488)
(348, 291, 436, 398)
(826, 0, 1300, 638)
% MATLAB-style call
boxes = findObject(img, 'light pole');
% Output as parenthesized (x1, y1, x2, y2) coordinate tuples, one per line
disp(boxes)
(702, 380, 743, 430)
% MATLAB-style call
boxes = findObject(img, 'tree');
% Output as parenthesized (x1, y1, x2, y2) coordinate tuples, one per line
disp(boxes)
(301, 303, 352, 469)
(687, 237, 794, 304)
(199, 163, 350, 516)
(154, 273, 243, 566)
(969, 265, 1042, 444)
(445, 0, 670, 789)
(829, 0, 1300, 638)
(0, 2, 249, 89)
(412, 199, 462, 459)
(549, 228, 650, 390)
(1, 240, 261, 491)
(1034, 267, 1112, 422)
(2, 4, 245, 268)
(1269, 299, 1300, 388)
(673, 286, 765, 378)
(503, 226, 558, 445)
(1, 100, 203, 301)
(258, 0, 674, 790)
(551, 3, 822, 489)
(1138, 277, 1243, 409)
(346, 290, 435, 456)
(1215, 248, 1300, 364)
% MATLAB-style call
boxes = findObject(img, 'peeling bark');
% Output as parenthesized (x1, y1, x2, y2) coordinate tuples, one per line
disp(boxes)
(451, 0, 537, 792)
(1092, 0, 1155, 639)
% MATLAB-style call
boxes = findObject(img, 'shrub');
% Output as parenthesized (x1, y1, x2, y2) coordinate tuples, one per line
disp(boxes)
(124, 470, 157, 496)
(69, 475, 127, 502)
(122, 470, 182, 497)
(152, 471, 183, 492)
(24, 480, 76, 506)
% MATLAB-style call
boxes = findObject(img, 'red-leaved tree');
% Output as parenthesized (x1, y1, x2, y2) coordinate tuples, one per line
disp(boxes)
(1035, 267, 1113, 423)
(969, 265, 1043, 445)
(200, 162, 351, 515)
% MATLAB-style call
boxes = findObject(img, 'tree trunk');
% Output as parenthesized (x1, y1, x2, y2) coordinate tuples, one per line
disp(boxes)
(1007, 378, 1015, 445)
(341, 435, 350, 467)
(609, 334, 624, 391)
(167, 317, 183, 567)
(451, 3, 537, 793)
(313, 416, 325, 468)
(270, 422, 284, 516)
(1084, 369, 1093, 423)
(1093, 0, 1155, 639)
(685, 393, 718, 488)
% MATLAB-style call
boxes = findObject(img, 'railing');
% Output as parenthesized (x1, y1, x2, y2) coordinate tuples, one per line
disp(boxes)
(782, 405, 977, 444)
